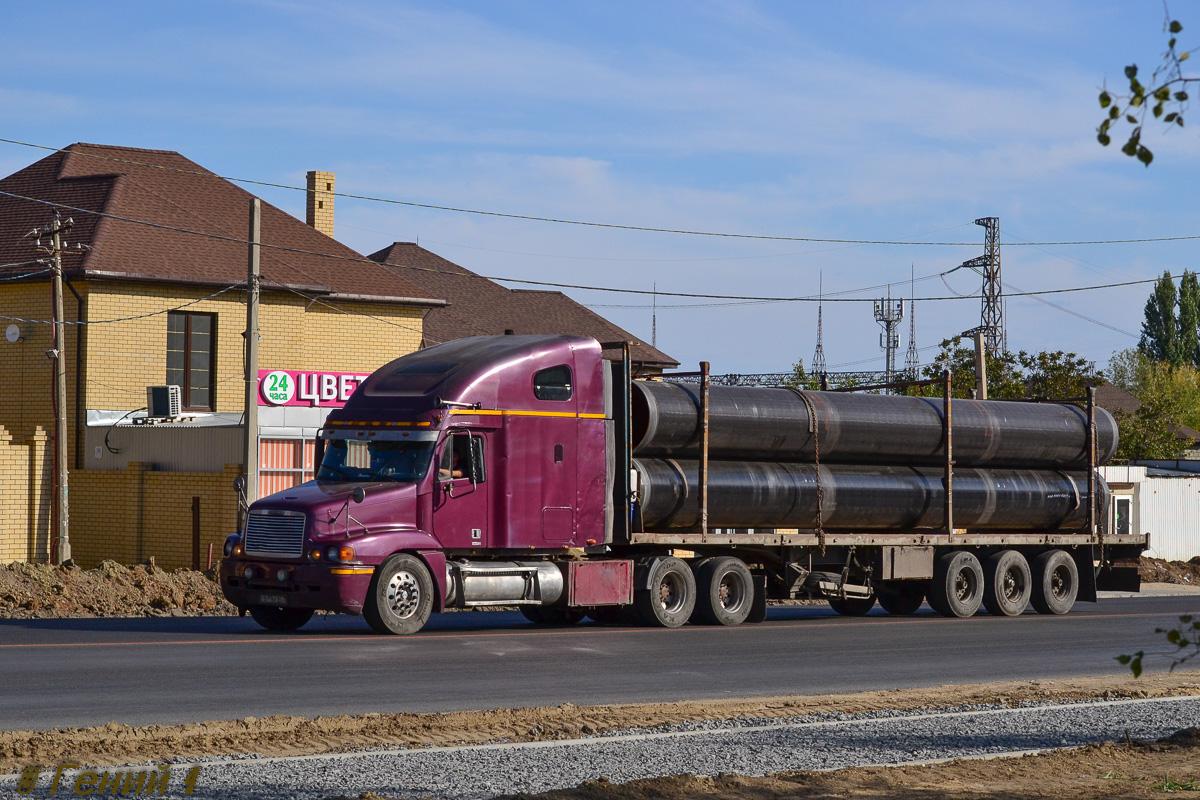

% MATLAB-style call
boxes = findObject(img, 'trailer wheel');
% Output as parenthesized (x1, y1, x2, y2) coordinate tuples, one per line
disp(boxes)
(877, 583, 925, 615)
(983, 550, 1032, 617)
(929, 551, 984, 618)
(520, 606, 586, 625)
(1030, 549, 1079, 615)
(694, 557, 754, 626)
(635, 557, 696, 628)
(363, 554, 434, 635)
(827, 595, 876, 616)
(247, 605, 314, 632)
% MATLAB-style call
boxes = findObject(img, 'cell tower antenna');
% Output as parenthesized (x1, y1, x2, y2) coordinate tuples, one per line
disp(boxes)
(651, 282, 657, 349)
(874, 283, 903, 392)
(812, 272, 827, 375)
(905, 265, 920, 375)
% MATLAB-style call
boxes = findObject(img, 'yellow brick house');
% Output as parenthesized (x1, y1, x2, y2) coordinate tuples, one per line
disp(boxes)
(0, 144, 443, 567)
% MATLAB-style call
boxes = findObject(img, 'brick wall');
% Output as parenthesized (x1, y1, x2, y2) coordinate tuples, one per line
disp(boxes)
(0, 278, 424, 565)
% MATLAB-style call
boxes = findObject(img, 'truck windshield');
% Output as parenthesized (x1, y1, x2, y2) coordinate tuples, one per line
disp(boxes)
(317, 439, 435, 483)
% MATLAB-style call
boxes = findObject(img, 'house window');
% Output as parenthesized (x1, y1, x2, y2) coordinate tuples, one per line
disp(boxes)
(259, 438, 316, 498)
(166, 312, 214, 411)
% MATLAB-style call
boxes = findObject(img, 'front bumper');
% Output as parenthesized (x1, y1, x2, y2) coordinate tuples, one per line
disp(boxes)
(220, 559, 376, 615)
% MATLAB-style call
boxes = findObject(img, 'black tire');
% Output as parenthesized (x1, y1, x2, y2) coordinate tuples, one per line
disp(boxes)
(827, 595, 876, 616)
(247, 605, 314, 632)
(877, 582, 926, 615)
(983, 550, 1032, 617)
(694, 557, 754, 626)
(520, 606, 586, 625)
(363, 554, 435, 635)
(929, 550, 985, 618)
(1030, 549, 1079, 615)
(634, 557, 696, 628)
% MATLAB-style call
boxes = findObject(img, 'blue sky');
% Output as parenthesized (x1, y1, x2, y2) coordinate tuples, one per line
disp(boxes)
(4, 0, 1199, 373)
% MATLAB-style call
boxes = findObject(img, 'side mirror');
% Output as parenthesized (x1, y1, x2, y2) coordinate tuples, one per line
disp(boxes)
(233, 476, 246, 494)
(351, 486, 366, 504)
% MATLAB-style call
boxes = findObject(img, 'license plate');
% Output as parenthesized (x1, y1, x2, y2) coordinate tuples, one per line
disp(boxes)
(256, 593, 287, 606)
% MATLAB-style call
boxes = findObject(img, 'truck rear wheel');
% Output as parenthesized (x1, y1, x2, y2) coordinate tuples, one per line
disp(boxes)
(635, 557, 696, 628)
(520, 606, 586, 625)
(827, 595, 876, 616)
(694, 557, 754, 626)
(929, 550, 984, 618)
(247, 605, 314, 632)
(1030, 549, 1079, 615)
(877, 583, 925, 615)
(363, 554, 434, 635)
(983, 550, 1032, 617)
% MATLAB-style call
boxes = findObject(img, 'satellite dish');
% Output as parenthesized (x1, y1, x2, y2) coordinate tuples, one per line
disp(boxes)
(5, 324, 20, 343)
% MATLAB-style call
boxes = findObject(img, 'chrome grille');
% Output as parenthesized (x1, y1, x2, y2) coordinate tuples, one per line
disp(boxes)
(245, 510, 306, 558)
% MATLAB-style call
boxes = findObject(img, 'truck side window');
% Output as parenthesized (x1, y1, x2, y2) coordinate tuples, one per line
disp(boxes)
(534, 365, 572, 401)
(439, 433, 485, 482)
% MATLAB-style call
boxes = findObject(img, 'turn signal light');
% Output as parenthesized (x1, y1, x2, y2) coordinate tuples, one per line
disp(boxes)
(309, 548, 322, 562)
(339, 545, 356, 562)
(323, 545, 357, 563)
(232, 545, 243, 557)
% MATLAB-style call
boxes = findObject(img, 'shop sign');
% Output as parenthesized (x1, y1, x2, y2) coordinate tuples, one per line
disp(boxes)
(258, 369, 371, 407)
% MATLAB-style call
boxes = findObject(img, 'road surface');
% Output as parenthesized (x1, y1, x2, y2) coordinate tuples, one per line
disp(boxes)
(1, 595, 1195, 731)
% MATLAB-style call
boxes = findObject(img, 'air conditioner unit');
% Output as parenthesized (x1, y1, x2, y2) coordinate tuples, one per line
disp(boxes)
(146, 385, 182, 419)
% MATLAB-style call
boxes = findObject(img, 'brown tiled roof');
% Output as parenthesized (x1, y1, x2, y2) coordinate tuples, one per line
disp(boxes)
(367, 242, 678, 368)
(0, 144, 440, 305)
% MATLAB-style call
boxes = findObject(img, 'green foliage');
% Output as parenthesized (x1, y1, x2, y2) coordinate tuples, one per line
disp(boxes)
(1108, 347, 1200, 460)
(1119, 614, 1200, 677)
(785, 357, 824, 390)
(1179, 270, 1200, 366)
(1140, 271, 1180, 364)
(1097, 13, 1194, 165)
(904, 337, 1096, 400)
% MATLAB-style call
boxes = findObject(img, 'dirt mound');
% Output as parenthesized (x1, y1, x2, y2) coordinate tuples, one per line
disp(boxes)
(0, 559, 237, 619)
(1139, 556, 1200, 585)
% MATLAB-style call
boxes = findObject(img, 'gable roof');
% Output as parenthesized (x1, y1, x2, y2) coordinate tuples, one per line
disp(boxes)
(367, 242, 678, 368)
(1094, 381, 1200, 441)
(0, 144, 442, 305)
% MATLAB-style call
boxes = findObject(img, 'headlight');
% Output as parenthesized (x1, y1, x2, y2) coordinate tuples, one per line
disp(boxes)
(223, 534, 242, 557)
(243, 565, 256, 580)
(323, 545, 356, 563)
(276, 568, 289, 582)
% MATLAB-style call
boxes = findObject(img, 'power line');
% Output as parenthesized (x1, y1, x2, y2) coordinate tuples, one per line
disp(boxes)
(0, 281, 244, 326)
(0, 189, 1187, 304)
(4, 137, 1200, 247)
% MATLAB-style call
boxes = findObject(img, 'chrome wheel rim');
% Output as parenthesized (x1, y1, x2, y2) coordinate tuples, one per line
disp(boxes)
(386, 570, 421, 619)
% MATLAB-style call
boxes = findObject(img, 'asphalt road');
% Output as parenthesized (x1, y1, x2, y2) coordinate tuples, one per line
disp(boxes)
(1, 596, 1196, 731)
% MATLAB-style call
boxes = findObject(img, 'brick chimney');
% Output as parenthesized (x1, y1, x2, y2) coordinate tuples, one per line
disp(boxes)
(305, 171, 335, 236)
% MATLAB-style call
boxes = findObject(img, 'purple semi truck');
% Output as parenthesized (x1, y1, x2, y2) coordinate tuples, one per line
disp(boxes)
(220, 334, 1145, 634)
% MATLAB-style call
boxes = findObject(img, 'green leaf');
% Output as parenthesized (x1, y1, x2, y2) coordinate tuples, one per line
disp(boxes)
(1132, 655, 1143, 678)
(1168, 629, 1182, 643)
(1138, 146, 1154, 166)
(1166, 112, 1178, 122)
(1126, 64, 1139, 79)
(1181, 51, 1191, 62)
(1171, 20, 1183, 33)
(1117, 654, 1131, 664)
(1154, 103, 1164, 118)
(1127, 114, 1139, 123)
(1156, 87, 1171, 101)
(1100, 91, 1112, 108)
(1178, 116, 1186, 127)
(1111, 106, 1121, 119)
(1182, 615, 1193, 624)
(1176, 91, 1188, 101)
(1098, 132, 1111, 146)
(1171, 38, 1178, 49)
(1122, 140, 1138, 155)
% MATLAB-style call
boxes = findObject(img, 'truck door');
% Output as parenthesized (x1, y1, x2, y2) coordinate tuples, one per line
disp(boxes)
(432, 430, 489, 549)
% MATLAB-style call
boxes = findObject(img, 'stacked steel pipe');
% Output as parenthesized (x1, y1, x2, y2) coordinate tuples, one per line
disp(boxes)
(630, 382, 1117, 532)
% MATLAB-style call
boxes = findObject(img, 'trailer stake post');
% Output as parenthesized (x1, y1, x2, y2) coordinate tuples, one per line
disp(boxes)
(700, 361, 710, 541)
(1087, 385, 1100, 560)
(943, 369, 954, 535)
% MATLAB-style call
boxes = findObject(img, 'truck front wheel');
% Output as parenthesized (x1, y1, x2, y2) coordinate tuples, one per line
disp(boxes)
(364, 554, 434, 635)
(248, 605, 314, 632)
(635, 557, 696, 628)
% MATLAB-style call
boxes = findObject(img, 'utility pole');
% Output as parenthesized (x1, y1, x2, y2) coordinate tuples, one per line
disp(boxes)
(242, 199, 261, 505)
(972, 329, 988, 400)
(35, 212, 74, 565)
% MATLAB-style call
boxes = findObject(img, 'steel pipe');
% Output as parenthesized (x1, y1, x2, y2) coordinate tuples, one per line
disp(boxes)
(631, 382, 1118, 469)
(634, 458, 1107, 532)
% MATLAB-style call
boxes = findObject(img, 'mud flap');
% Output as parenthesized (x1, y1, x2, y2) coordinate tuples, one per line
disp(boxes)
(1073, 546, 1098, 603)
(747, 573, 768, 623)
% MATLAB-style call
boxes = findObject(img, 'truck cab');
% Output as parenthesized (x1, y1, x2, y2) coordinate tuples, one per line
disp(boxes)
(220, 335, 616, 633)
